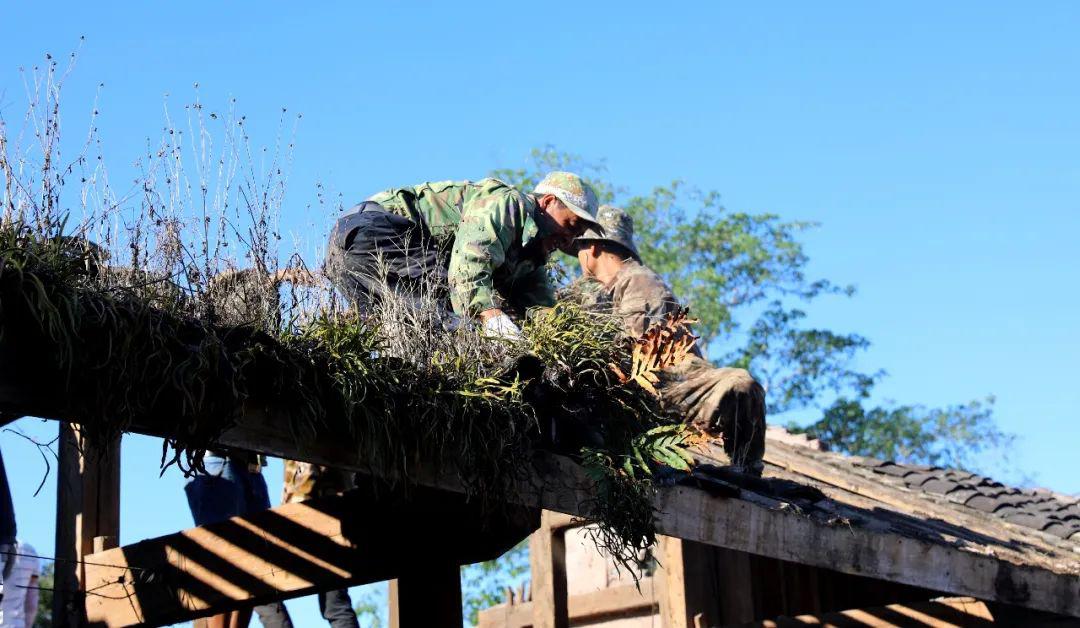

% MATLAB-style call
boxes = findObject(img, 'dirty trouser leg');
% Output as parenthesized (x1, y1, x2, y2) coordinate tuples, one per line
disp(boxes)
(324, 202, 447, 314)
(253, 602, 294, 628)
(319, 588, 360, 628)
(662, 361, 767, 473)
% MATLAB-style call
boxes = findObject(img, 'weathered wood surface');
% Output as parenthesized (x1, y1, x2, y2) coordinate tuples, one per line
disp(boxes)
(744, 596, 1000, 627)
(655, 535, 725, 627)
(529, 510, 569, 628)
(82, 485, 535, 627)
(53, 425, 121, 628)
(477, 579, 657, 628)
(760, 441, 1078, 558)
(1, 332, 1078, 618)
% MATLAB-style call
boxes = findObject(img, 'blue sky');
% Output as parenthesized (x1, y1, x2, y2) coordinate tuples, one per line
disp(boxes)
(2, 2, 1078, 625)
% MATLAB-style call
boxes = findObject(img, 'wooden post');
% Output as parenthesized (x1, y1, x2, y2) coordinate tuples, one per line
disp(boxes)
(53, 424, 121, 627)
(713, 546, 757, 624)
(655, 536, 727, 628)
(388, 563, 463, 628)
(529, 510, 568, 628)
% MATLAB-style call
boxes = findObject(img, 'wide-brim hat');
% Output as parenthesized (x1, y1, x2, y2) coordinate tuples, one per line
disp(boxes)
(576, 204, 639, 260)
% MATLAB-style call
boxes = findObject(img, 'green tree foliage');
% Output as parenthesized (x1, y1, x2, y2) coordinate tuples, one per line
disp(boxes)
(805, 395, 1011, 471)
(460, 542, 530, 625)
(492, 147, 1010, 469)
(33, 561, 54, 628)
(428, 147, 1015, 626)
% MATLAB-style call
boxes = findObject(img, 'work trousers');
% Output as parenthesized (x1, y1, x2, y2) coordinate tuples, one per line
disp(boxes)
(324, 201, 449, 311)
(661, 359, 767, 474)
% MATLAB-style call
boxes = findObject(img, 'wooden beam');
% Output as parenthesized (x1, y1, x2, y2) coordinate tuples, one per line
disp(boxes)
(20, 407, 1080, 619)
(2, 341, 1077, 617)
(529, 511, 569, 628)
(388, 563, 463, 628)
(82, 486, 535, 627)
(478, 579, 657, 628)
(53, 424, 120, 627)
(656, 482, 1078, 618)
(747, 596, 1000, 627)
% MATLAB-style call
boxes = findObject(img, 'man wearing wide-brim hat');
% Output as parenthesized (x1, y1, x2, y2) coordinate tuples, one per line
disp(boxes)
(570, 205, 767, 473)
(326, 172, 601, 339)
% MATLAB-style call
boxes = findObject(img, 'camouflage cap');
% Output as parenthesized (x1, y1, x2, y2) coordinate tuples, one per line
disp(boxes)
(576, 205, 639, 260)
(533, 171, 601, 229)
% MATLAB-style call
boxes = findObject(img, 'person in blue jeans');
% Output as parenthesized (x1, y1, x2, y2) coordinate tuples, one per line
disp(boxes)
(185, 451, 294, 628)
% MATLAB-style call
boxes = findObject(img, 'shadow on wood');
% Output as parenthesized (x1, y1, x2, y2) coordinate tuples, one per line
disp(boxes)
(82, 483, 537, 627)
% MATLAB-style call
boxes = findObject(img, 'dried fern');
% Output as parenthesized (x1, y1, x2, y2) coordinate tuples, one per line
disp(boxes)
(610, 308, 698, 395)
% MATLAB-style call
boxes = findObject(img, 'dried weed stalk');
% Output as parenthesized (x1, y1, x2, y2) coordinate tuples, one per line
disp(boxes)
(0, 52, 702, 570)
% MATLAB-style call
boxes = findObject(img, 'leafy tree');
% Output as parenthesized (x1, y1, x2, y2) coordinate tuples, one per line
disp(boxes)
(460, 542, 530, 625)
(353, 582, 387, 627)
(805, 395, 1010, 471)
(492, 148, 1010, 468)
(33, 561, 54, 628)
(352, 147, 1012, 626)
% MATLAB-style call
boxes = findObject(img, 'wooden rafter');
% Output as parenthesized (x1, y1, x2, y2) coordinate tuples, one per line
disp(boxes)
(0, 332, 1077, 618)
(82, 485, 535, 627)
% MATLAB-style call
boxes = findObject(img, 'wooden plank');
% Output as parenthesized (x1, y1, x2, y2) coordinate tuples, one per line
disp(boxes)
(82, 486, 535, 627)
(28, 408, 1080, 620)
(656, 535, 723, 628)
(2, 354, 1077, 617)
(653, 482, 1079, 618)
(388, 563, 463, 628)
(53, 424, 121, 627)
(530, 511, 569, 628)
(655, 535, 690, 627)
(544, 511, 582, 532)
(478, 579, 657, 628)
(54, 423, 82, 627)
(714, 546, 757, 624)
(747, 596, 1000, 627)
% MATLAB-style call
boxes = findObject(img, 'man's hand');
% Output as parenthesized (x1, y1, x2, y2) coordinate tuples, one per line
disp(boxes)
(479, 308, 522, 340)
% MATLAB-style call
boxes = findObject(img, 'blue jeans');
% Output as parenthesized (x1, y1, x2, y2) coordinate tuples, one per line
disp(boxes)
(185, 455, 294, 628)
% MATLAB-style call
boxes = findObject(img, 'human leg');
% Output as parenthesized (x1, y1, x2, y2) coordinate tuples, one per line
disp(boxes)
(185, 456, 252, 628)
(319, 589, 360, 628)
(325, 203, 446, 312)
(236, 461, 295, 628)
(663, 363, 767, 473)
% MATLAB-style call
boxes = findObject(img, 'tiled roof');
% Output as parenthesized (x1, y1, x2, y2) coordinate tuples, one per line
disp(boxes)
(852, 458, 1080, 542)
(762, 426, 1080, 544)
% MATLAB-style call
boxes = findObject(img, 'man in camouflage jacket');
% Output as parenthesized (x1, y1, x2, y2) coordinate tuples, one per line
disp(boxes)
(569, 206, 767, 472)
(326, 172, 601, 338)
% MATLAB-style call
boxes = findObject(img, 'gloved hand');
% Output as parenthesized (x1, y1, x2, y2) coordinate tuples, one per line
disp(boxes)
(482, 312, 522, 340)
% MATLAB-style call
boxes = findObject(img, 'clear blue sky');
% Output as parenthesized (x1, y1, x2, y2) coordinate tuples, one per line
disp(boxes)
(2, 2, 1078, 626)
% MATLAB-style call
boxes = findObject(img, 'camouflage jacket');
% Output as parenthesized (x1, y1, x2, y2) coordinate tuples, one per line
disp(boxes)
(367, 178, 555, 316)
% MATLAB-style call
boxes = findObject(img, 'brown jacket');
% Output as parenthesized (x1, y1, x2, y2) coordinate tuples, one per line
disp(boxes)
(568, 261, 766, 470)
